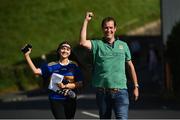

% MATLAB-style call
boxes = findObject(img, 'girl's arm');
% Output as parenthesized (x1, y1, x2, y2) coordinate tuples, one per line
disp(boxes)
(57, 81, 83, 89)
(24, 48, 42, 75)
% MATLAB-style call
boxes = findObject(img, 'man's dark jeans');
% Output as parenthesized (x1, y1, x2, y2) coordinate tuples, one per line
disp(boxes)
(96, 88, 129, 119)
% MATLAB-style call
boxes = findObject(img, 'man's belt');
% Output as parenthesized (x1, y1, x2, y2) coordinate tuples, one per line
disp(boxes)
(96, 87, 120, 93)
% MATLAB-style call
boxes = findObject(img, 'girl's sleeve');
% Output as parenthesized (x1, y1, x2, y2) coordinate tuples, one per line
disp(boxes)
(40, 63, 51, 78)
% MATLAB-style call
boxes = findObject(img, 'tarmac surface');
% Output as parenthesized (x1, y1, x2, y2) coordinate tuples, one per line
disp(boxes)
(0, 84, 180, 119)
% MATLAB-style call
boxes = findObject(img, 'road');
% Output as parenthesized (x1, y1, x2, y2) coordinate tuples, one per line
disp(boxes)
(0, 86, 180, 119)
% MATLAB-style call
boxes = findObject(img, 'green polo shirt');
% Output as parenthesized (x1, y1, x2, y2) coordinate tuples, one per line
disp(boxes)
(91, 39, 131, 89)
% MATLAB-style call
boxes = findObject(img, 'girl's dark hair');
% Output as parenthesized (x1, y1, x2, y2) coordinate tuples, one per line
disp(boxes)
(56, 41, 71, 58)
(101, 16, 116, 28)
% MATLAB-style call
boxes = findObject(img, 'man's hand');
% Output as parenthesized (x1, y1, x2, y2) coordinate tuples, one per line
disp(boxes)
(133, 87, 139, 101)
(85, 12, 94, 21)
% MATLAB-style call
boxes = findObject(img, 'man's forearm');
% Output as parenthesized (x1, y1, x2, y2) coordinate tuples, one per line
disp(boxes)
(79, 12, 93, 49)
(131, 67, 138, 86)
(127, 61, 138, 86)
(80, 19, 88, 45)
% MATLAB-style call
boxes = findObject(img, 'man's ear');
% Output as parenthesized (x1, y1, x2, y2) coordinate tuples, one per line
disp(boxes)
(114, 27, 117, 31)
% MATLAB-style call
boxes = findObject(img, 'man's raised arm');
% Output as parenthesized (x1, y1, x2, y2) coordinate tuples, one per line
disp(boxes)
(79, 12, 93, 50)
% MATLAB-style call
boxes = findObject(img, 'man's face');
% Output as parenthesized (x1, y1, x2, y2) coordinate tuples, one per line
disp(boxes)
(102, 21, 116, 40)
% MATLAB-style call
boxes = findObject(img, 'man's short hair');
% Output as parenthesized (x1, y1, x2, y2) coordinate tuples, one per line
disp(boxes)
(101, 17, 116, 28)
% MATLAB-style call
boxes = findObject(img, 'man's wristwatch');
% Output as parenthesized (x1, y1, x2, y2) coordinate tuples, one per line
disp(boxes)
(134, 84, 139, 88)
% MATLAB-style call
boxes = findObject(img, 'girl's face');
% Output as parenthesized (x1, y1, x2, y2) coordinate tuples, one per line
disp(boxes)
(58, 44, 71, 59)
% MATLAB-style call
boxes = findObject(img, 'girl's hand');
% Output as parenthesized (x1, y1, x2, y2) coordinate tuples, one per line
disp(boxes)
(57, 83, 66, 89)
(24, 48, 32, 56)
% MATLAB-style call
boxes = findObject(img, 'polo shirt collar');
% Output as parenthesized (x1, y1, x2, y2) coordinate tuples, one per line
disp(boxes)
(103, 37, 118, 48)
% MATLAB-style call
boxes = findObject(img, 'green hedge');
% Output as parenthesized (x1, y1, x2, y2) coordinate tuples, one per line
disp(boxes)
(0, 64, 42, 93)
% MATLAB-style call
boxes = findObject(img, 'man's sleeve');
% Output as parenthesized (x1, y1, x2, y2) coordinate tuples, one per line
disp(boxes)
(91, 40, 98, 52)
(125, 43, 132, 61)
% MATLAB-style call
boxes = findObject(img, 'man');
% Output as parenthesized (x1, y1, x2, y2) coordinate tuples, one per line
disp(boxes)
(79, 12, 139, 119)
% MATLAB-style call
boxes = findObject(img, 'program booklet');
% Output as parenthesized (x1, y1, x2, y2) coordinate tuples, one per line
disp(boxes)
(48, 73, 64, 92)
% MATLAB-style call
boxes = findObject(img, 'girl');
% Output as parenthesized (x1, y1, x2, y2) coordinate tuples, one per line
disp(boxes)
(23, 41, 83, 119)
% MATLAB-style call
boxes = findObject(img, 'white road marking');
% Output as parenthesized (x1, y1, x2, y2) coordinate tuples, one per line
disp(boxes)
(81, 111, 99, 118)
(77, 94, 96, 99)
